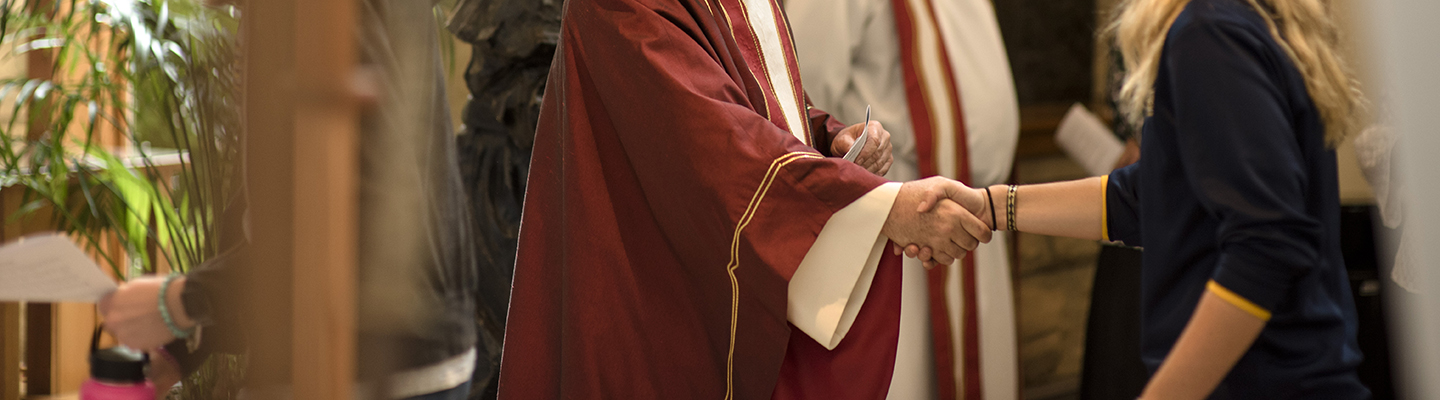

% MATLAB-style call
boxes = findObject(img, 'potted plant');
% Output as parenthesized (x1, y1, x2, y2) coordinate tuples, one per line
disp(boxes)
(0, 0, 243, 397)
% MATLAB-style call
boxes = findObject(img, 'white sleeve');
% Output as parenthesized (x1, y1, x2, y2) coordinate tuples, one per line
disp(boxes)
(784, 0, 861, 108)
(787, 182, 900, 350)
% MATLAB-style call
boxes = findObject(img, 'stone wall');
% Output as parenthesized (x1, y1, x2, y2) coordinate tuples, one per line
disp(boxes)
(992, 1, 1106, 398)
(993, 0, 1097, 105)
(1013, 156, 1099, 400)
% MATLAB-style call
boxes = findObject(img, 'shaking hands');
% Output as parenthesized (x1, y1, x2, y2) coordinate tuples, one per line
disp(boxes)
(835, 120, 993, 266)
(881, 177, 994, 268)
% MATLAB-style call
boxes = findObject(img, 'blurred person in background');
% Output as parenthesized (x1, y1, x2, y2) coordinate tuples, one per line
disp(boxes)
(99, 1, 482, 399)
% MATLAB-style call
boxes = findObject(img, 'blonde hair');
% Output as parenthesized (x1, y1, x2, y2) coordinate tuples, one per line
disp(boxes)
(1109, 0, 1366, 147)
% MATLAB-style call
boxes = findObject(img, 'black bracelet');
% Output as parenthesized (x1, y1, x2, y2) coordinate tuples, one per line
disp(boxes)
(984, 186, 998, 231)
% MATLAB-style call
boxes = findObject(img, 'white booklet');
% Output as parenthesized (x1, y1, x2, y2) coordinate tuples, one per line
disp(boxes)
(1054, 103, 1125, 177)
(0, 233, 118, 303)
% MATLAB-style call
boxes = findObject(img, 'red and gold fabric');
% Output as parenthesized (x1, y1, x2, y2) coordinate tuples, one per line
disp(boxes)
(498, 0, 912, 398)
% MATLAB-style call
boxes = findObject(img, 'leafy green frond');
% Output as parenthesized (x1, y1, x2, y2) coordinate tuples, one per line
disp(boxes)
(0, 0, 239, 277)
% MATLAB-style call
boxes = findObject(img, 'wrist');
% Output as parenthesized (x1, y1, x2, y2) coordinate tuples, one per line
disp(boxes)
(881, 181, 917, 239)
(880, 184, 904, 238)
(988, 185, 1009, 231)
(165, 277, 197, 330)
(981, 186, 996, 231)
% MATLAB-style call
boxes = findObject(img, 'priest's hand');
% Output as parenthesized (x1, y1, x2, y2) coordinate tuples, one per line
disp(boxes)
(882, 177, 993, 266)
(897, 181, 993, 269)
(832, 121, 893, 176)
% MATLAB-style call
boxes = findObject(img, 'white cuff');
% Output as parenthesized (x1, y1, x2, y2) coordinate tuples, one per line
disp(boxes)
(787, 182, 901, 349)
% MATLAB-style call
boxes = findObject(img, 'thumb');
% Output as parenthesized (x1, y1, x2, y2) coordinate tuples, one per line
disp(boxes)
(833, 133, 855, 155)
(916, 188, 941, 212)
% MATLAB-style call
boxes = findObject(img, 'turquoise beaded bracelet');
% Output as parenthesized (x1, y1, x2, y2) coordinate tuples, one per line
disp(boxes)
(159, 274, 192, 339)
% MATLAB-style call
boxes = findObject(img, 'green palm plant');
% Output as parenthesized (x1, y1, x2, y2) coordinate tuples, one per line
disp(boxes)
(0, 0, 240, 279)
(0, 1, 245, 398)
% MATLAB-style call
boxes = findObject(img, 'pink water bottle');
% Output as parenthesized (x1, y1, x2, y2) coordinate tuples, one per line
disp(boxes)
(79, 327, 155, 400)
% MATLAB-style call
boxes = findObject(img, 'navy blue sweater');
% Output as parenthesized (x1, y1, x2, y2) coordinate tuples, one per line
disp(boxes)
(1104, 0, 1367, 398)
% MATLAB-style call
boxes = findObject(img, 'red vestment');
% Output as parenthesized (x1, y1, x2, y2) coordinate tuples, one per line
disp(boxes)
(497, 0, 904, 398)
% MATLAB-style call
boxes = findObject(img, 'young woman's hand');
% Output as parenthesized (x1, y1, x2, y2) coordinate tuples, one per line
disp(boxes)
(98, 276, 194, 350)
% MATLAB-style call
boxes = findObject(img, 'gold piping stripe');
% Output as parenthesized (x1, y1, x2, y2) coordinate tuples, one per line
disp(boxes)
(1100, 174, 1110, 242)
(1206, 280, 1273, 321)
(732, 0, 808, 147)
(724, 151, 824, 400)
(715, 0, 773, 124)
(722, 0, 779, 129)
(770, 0, 812, 145)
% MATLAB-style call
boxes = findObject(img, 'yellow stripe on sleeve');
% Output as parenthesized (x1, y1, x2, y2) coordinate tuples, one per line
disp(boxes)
(1207, 280, 1273, 321)
(1100, 174, 1110, 242)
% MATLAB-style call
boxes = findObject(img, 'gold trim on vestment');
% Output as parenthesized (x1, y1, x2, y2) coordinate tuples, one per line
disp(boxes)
(724, 151, 824, 400)
(731, 0, 809, 147)
(716, 0, 775, 128)
(770, 0, 813, 144)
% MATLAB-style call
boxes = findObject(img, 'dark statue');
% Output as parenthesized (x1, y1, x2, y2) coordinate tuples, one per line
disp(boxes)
(445, 0, 563, 397)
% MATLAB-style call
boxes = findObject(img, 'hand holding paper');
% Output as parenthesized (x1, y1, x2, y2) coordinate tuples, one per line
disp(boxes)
(843, 106, 872, 162)
(831, 105, 893, 176)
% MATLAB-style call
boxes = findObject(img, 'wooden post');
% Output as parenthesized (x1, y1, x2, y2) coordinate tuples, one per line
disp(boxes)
(0, 302, 19, 400)
(50, 304, 95, 392)
(0, 184, 18, 400)
(240, 0, 358, 397)
(24, 303, 51, 395)
(291, 0, 358, 396)
(23, 0, 54, 142)
(237, 0, 297, 390)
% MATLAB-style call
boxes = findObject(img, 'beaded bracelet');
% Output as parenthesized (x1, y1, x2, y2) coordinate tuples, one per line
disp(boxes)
(1006, 185, 1018, 232)
(159, 274, 192, 340)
